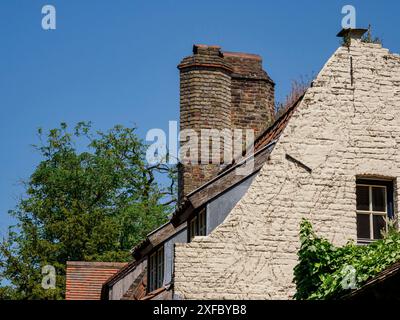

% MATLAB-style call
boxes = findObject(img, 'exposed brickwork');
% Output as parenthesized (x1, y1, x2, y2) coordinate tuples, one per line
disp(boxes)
(178, 45, 275, 200)
(225, 52, 275, 136)
(174, 40, 400, 299)
(178, 45, 232, 199)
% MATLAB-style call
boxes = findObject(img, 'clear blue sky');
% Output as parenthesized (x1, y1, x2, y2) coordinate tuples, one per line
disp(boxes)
(1, 0, 399, 235)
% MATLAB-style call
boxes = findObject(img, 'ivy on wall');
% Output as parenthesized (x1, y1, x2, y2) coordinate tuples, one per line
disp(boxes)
(294, 219, 400, 300)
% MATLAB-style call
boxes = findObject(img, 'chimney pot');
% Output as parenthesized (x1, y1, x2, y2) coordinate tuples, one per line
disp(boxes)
(337, 28, 368, 40)
(193, 44, 223, 57)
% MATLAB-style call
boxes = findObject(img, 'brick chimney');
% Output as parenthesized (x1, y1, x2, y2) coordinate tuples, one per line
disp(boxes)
(177, 45, 275, 200)
(224, 52, 275, 136)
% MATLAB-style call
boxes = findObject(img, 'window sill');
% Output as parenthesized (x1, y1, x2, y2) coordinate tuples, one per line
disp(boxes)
(357, 238, 379, 245)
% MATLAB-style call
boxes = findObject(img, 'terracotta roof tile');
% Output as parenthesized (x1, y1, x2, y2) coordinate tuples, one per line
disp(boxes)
(66, 261, 126, 300)
(254, 93, 303, 151)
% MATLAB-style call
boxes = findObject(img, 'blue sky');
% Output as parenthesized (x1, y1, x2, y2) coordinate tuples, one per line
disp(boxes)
(1, 0, 400, 235)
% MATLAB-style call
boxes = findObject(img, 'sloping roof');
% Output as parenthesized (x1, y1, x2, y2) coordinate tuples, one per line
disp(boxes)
(170, 93, 304, 226)
(120, 267, 148, 300)
(343, 261, 400, 300)
(130, 93, 304, 261)
(131, 221, 187, 261)
(66, 261, 126, 300)
(101, 260, 138, 289)
(100, 259, 139, 300)
(105, 94, 305, 300)
(254, 94, 302, 151)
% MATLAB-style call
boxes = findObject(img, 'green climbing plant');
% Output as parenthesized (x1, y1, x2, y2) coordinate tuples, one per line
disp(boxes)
(294, 219, 400, 300)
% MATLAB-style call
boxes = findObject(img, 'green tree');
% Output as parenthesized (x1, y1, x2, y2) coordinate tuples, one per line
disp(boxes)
(0, 122, 176, 299)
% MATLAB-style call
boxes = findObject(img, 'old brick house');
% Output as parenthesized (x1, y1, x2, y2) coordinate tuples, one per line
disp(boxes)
(101, 41, 277, 300)
(98, 28, 400, 300)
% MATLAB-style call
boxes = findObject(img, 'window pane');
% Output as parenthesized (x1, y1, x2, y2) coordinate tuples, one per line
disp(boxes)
(157, 248, 164, 288)
(372, 187, 386, 212)
(199, 211, 206, 236)
(149, 254, 156, 292)
(356, 186, 369, 211)
(189, 217, 197, 241)
(373, 215, 386, 240)
(357, 214, 370, 239)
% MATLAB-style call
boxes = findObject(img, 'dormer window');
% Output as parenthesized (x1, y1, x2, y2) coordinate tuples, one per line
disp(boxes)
(148, 246, 164, 293)
(356, 179, 394, 244)
(188, 209, 206, 242)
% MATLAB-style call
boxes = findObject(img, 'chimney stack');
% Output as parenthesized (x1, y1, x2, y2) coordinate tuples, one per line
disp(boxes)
(224, 52, 275, 136)
(177, 45, 275, 201)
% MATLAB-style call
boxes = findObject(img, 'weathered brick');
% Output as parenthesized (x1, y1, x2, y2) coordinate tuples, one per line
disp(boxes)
(177, 45, 275, 200)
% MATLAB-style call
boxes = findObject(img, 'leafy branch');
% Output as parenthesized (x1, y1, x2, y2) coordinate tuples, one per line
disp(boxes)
(294, 219, 400, 300)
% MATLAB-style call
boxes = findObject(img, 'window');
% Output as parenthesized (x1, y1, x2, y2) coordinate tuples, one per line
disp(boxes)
(356, 179, 394, 243)
(148, 246, 164, 293)
(188, 209, 207, 242)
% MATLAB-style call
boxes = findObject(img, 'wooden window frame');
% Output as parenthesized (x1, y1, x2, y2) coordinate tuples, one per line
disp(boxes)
(148, 246, 164, 293)
(198, 210, 206, 236)
(188, 209, 207, 242)
(356, 179, 394, 244)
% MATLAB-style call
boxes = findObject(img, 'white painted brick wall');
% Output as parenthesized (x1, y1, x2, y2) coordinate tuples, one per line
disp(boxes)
(174, 39, 400, 299)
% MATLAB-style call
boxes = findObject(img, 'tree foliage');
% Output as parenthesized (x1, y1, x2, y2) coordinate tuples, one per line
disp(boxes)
(294, 219, 400, 300)
(0, 122, 176, 299)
